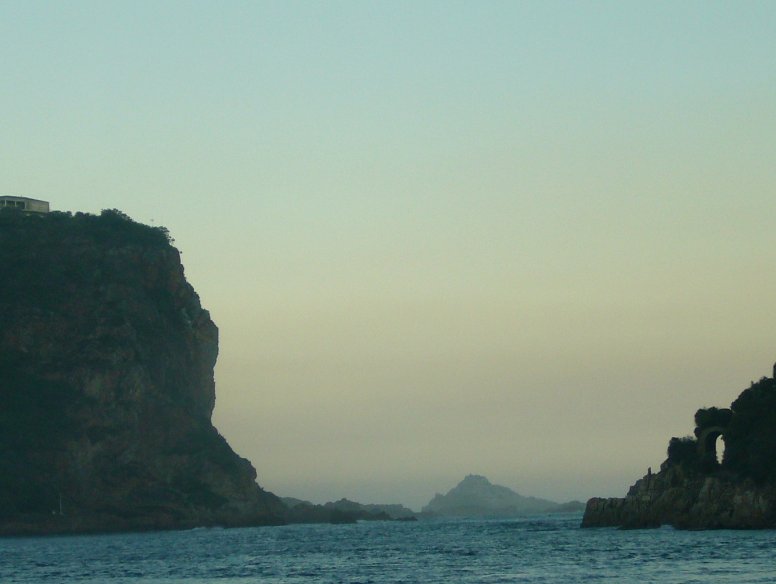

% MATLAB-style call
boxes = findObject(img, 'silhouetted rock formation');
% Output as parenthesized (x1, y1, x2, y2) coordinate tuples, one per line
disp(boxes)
(282, 497, 416, 523)
(583, 366, 776, 529)
(0, 209, 285, 535)
(422, 475, 566, 517)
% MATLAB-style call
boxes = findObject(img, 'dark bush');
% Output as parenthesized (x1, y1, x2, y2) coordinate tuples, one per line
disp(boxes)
(667, 436, 698, 468)
(694, 407, 733, 434)
(724, 377, 776, 482)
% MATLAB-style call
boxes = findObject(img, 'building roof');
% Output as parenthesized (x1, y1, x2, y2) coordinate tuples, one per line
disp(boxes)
(0, 195, 50, 204)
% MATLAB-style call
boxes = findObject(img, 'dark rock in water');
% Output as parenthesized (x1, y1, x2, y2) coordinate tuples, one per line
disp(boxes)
(0, 209, 286, 535)
(422, 475, 562, 517)
(582, 368, 776, 529)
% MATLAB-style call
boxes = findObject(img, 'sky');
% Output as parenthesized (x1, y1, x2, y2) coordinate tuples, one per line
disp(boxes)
(2, 1, 776, 510)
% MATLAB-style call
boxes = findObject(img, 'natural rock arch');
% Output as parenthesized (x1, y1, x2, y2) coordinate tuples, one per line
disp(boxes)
(697, 425, 727, 462)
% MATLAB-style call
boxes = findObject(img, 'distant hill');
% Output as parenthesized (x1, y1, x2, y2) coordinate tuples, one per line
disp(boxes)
(422, 475, 574, 517)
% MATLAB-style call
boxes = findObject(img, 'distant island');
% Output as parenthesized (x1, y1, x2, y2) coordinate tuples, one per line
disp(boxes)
(583, 364, 776, 529)
(422, 475, 584, 517)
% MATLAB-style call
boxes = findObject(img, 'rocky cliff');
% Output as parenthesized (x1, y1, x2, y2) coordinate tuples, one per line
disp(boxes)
(0, 209, 285, 534)
(583, 367, 776, 529)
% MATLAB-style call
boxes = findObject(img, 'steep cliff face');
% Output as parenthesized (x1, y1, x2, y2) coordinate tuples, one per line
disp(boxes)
(582, 370, 776, 529)
(0, 209, 285, 534)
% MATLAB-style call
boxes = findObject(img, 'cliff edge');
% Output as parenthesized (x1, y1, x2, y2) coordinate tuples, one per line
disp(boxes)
(583, 366, 776, 529)
(0, 209, 285, 535)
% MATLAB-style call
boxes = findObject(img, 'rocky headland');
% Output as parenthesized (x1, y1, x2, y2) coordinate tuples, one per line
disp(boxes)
(0, 209, 286, 535)
(583, 366, 776, 529)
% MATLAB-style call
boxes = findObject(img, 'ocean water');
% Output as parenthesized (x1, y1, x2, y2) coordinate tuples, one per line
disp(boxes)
(1, 513, 775, 583)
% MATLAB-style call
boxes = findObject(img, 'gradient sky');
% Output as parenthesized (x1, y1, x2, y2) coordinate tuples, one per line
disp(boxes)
(3, 1, 776, 510)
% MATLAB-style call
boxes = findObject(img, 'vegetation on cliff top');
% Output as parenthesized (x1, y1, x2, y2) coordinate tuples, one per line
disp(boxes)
(0, 207, 173, 247)
(0, 208, 175, 313)
(665, 375, 776, 482)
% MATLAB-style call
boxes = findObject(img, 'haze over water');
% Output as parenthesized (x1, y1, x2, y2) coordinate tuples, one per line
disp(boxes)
(3, 2, 776, 508)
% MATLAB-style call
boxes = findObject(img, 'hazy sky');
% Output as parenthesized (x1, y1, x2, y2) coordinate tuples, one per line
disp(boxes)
(3, 1, 776, 510)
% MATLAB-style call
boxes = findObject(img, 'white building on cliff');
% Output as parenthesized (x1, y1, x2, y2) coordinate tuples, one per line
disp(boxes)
(0, 196, 50, 213)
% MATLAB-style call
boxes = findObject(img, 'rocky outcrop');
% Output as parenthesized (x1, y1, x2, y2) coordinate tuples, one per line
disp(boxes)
(583, 468, 776, 529)
(422, 474, 562, 517)
(282, 497, 417, 523)
(583, 368, 776, 529)
(0, 209, 285, 535)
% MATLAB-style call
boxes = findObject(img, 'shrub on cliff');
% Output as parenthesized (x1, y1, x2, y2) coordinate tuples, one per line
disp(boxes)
(0, 208, 175, 312)
(666, 436, 698, 469)
(693, 407, 733, 434)
(665, 379, 776, 480)
(0, 207, 172, 250)
(724, 377, 776, 482)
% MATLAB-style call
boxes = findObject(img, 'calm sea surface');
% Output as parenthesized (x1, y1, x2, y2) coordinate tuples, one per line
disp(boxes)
(1, 513, 775, 583)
